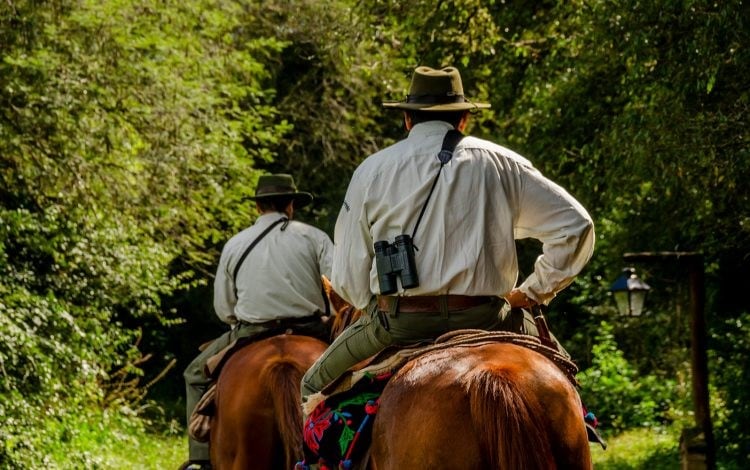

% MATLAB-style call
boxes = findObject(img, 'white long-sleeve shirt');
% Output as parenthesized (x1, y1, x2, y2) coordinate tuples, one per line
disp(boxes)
(214, 212, 333, 324)
(331, 120, 594, 309)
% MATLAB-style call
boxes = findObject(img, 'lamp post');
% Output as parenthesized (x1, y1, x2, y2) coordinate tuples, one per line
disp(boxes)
(616, 252, 714, 470)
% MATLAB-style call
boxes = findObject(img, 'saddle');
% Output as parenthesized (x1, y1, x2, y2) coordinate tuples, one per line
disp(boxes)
(297, 330, 590, 470)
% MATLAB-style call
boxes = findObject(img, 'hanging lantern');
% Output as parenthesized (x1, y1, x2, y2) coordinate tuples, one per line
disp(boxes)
(609, 267, 651, 316)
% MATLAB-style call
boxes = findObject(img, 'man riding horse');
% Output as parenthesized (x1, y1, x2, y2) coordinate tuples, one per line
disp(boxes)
(181, 173, 333, 470)
(301, 66, 595, 402)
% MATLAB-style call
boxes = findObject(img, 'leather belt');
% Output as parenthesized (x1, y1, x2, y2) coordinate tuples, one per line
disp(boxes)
(377, 295, 495, 313)
(239, 315, 319, 328)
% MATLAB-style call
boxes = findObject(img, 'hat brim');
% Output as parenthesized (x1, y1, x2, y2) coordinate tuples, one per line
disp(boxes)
(382, 101, 491, 111)
(249, 192, 313, 208)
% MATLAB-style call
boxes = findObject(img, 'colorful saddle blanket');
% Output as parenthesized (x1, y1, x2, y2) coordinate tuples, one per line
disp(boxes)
(297, 371, 391, 470)
(297, 329, 590, 469)
(296, 341, 435, 470)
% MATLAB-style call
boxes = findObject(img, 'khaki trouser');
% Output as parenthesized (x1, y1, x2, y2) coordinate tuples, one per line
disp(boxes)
(300, 297, 567, 400)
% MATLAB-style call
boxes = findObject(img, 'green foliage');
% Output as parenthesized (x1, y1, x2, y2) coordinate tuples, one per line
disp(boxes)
(0, 403, 183, 469)
(230, 0, 405, 232)
(1, 0, 291, 262)
(0, 0, 291, 465)
(578, 321, 686, 433)
(711, 312, 750, 464)
(590, 424, 680, 469)
(507, 0, 750, 262)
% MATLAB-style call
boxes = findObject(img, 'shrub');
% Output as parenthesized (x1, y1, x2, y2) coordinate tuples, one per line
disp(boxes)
(711, 312, 750, 465)
(578, 321, 686, 433)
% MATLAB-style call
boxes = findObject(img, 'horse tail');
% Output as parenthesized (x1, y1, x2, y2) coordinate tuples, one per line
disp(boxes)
(469, 368, 554, 469)
(265, 359, 306, 468)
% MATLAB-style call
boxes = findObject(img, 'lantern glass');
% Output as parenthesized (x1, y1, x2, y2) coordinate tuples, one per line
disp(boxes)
(629, 289, 647, 317)
(610, 267, 651, 317)
(613, 290, 631, 316)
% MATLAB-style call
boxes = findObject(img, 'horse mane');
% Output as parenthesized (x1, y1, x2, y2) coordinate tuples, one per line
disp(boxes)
(321, 275, 362, 340)
(468, 367, 554, 469)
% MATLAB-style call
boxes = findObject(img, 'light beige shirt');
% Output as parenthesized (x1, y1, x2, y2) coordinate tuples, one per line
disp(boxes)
(331, 121, 594, 309)
(214, 212, 333, 324)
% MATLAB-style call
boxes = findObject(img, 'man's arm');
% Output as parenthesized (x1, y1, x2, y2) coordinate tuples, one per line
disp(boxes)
(213, 248, 237, 324)
(331, 171, 375, 310)
(506, 288, 538, 308)
(513, 165, 595, 304)
(317, 231, 334, 280)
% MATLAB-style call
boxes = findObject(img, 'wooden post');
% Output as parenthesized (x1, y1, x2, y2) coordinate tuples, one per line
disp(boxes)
(623, 252, 715, 470)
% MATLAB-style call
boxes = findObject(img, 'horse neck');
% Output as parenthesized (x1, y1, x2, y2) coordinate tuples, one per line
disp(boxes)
(330, 306, 362, 341)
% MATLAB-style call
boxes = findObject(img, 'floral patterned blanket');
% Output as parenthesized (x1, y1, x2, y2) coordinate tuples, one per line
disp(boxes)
(296, 370, 392, 470)
(295, 329, 596, 469)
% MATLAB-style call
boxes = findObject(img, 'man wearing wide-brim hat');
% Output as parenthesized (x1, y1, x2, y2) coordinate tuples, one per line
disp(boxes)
(181, 173, 332, 470)
(247, 173, 314, 208)
(301, 66, 595, 401)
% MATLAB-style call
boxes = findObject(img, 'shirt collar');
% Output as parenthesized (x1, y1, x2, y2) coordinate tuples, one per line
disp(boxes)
(257, 212, 288, 224)
(407, 120, 455, 141)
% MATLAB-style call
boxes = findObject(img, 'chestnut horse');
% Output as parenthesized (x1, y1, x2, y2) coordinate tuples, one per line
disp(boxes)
(326, 300, 592, 469)
(369, 342, 591, 469)
(209, 333, 328, 469)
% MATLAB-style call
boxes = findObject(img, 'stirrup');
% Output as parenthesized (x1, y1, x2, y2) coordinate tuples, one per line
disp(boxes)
(178, 460, 212, 470)
(586, 423, 607, 450)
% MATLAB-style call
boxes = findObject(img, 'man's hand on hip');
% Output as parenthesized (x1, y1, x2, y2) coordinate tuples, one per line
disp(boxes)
(505, 288, 538, 309)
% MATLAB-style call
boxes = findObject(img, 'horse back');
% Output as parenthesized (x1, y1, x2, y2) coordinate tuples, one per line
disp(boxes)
(371, 343, 591, 470)
(211, 334, 327, 470)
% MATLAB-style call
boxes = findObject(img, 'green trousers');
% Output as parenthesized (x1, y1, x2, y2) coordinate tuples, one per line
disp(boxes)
(300, 297, 567, 400)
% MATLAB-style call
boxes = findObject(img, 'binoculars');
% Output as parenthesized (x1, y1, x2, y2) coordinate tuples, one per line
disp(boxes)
(374, 234, 419, 295)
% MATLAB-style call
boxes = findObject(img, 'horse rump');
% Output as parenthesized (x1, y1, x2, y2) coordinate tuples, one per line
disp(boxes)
(211, 335, 327, 470)
(469, 368, 554, 469)
(370, 343, 591, 469)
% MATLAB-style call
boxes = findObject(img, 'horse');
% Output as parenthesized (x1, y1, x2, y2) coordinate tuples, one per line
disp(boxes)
(369, 341, 591, 469)
(208, 277, 351, 470)
(209, 333, 328, 469)
(324, 300, 592, 469)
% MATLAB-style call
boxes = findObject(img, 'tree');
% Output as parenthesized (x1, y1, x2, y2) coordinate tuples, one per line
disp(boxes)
(0, 0, 288, 464)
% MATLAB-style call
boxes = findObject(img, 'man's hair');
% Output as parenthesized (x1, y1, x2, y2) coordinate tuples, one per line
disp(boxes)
(257, 197, 293, 213)
(407, 110, 468, 127)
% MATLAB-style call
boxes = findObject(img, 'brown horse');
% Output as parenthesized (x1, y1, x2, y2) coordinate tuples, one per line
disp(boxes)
(209, 334, 328, 469)
(369, 342, 591, 469)
(208, 277, 355, 469)
(325, 302, 592, 469)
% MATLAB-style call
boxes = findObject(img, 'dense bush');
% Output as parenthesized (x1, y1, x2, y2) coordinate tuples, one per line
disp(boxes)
(712, 312, 750, 464)
(1, 0, 287, 465)
(578, 321, 689, 433)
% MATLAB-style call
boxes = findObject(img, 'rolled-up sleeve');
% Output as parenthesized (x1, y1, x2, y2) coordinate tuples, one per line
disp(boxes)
(514, 165, 595, 304)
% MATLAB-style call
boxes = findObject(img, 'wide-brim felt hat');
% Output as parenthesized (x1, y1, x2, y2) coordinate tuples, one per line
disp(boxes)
(248, 173, 313, 208)
(382, 66, 491, 112)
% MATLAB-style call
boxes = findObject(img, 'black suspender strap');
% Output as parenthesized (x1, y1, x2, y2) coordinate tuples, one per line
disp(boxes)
(321, 284, 331, 316)
(232, 217, 288, 298)
(411, 129, 463, 242)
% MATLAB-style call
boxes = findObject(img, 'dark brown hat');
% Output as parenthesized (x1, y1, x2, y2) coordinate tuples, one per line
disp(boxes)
(382, 66, 491, 111)
(249, 173, 313, 208)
